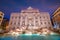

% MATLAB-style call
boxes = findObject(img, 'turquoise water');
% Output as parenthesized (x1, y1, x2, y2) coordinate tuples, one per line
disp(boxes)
(0, 34, 60, 40)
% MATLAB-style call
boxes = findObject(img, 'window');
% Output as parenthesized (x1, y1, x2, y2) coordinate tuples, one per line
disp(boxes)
(36, 21, 38, 23)
(35, 17, 38, 19)
(40, 16, 41, 18)
(44, 22, 46, 24)
(47, 16, 48, 19)
(41, 22, 43, 24)
(23, 12, 25, 13)
(1, 14, 3, 15)
(0, 20, 1, 22)
(17, 27, 19, 29)
(27, 24, 29, 26)
(19, 16, 20, 19)
(10, 22, 12, 25)
(35, 21, 39, 26)
(0, 16, 2, 18)
(12, 27, 15, 30)
(14, 22, 16, 25)
(18, 22, 20, 25)
(43, 16, 45, 18)
(31, 24, 34, 26)
(48, 22, 50, 24)
(15, 17, 17, 19)
(35, 12, 38, 13)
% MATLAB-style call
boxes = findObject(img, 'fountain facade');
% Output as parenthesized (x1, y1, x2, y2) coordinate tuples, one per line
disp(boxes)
(8, 7, 52, 34)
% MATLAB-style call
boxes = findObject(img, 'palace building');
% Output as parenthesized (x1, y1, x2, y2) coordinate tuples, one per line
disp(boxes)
(0, 11, 4, 26)
(52, 7, 60, 29)
(9, 7, 52, 30)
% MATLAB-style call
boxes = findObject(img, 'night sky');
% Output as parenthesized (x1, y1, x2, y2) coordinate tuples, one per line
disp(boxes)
(0, 0, 60, 20)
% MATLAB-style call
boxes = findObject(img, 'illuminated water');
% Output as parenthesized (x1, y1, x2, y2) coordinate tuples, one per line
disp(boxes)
(0, 34, 60, 40)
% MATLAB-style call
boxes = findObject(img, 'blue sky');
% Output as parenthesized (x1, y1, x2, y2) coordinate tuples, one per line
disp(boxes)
(0, 0, 60, 20)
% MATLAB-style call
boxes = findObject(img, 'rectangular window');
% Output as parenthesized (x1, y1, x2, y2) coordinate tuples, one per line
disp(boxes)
(19, 16, 20, 19)
(15, 17, 17, 19)
(23, 12, 25, 13)
(18, 22, 20, 26)
(44, 22, 46, 24)
(40, 16, 41, 18)
(43, 16, 45, 18)
(48, 22, 50, 24)
(36, 21, 38, 23)
(41, 22, 43, 25)
(14, 22, 16, 25)
(35, 17, 38, 19)
(0, 16, 2, 18)
(10, 22, 12, 25)
(0, 20, 1, 21)
(1, 14, 3, 15)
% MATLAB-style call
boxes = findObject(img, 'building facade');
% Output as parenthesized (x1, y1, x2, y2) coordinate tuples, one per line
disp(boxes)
(52, 7, 60, 29)
(9, 7, 52, 30)
(1, 19, 9, 31)
(0, 11, 4, 26)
